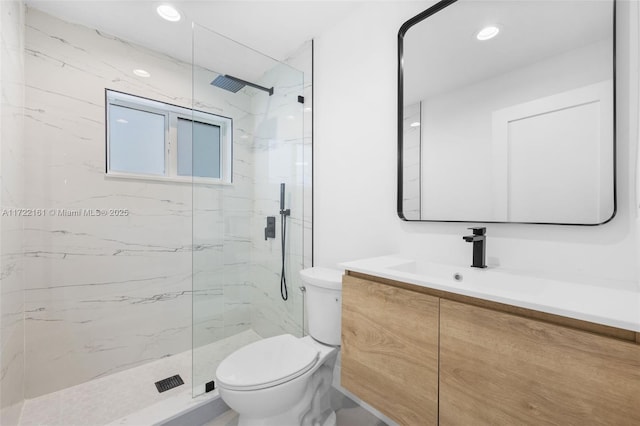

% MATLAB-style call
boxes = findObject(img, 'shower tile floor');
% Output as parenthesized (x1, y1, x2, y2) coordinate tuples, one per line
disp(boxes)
(19, 330, 262, 426)
(19, 329, 390, 426)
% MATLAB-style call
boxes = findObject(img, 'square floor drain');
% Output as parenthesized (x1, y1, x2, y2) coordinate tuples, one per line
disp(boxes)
(155, 374, 184, 393)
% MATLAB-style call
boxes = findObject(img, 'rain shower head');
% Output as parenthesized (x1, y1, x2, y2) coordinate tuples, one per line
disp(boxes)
(211, 75, 244, 93)
(211, 74, 274, 96)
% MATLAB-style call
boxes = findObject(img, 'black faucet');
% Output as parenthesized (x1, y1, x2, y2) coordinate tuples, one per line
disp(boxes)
(463, 227, 487, 268)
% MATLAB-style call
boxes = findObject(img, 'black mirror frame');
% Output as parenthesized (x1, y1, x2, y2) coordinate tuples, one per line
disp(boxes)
(397, 0, 617, 226)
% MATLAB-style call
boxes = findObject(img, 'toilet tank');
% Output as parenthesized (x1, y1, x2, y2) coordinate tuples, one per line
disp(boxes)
(299, 267, 343, 346)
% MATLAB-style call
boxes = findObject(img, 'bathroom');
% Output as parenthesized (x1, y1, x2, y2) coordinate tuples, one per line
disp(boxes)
(1, 0, 639, 425)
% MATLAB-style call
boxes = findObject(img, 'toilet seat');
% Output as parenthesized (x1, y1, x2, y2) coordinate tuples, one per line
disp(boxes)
(216, 334, 319, 391)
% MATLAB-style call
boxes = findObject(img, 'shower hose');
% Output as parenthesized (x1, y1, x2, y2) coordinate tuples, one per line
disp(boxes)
(280, 211, 288, 301)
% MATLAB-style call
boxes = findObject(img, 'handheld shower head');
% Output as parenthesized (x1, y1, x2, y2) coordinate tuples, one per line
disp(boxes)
(280, 183, 285, 211)
(280, 183, 290, 216)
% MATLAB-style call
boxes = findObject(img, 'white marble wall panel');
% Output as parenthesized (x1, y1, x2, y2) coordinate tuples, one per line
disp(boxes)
(24, 8, 254, 397)
(0, 1, 26, 424)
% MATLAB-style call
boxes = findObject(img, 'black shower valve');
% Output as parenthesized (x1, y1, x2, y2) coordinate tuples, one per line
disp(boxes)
(265, 216, 276, 240)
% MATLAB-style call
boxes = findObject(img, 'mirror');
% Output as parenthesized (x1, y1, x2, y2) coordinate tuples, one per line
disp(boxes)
(398, 0, 615, 224)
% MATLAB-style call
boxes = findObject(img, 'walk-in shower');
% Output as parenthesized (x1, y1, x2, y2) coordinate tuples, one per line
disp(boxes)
(11, 7, 310, 424)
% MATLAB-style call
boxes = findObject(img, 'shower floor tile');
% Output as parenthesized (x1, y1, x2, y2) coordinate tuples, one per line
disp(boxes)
(19, 329, 261, 426)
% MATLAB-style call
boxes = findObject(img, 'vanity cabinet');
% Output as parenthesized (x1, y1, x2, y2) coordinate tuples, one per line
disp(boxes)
(341, 274, 439, 425)
(439, 299, 640, 425)
(341, 272, 640, 426)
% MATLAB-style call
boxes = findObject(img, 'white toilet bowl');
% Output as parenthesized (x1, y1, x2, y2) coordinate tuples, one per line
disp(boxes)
(216, 334, 337, 426)
(216, 267, 343, 426)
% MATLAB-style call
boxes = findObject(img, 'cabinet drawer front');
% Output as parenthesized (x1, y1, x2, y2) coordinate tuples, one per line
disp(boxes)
(341, 275, 439, 425)
(440, 299, 640, 426)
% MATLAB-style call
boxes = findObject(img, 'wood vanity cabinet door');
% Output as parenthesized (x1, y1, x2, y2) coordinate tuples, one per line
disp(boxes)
(439, 299, 640, 425)
(341, 275, 439, 425)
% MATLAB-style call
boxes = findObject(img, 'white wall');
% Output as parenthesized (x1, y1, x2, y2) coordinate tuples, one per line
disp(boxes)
(315, 2, 432, 269)
(0, 1, 25, 423)
(315, 1, 638, 285)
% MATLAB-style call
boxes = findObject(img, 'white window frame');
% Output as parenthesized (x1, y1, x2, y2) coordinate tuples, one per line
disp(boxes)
(106, 89, 233, 185)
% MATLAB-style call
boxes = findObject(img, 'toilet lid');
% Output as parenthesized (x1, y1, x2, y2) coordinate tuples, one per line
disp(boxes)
(216, 334, 319, 391)
(299, 267, 343, 290)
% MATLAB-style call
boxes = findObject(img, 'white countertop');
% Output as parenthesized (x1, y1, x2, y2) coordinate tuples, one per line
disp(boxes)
(340, 255, 640, 333)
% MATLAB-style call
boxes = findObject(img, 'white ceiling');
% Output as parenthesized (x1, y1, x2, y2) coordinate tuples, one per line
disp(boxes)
(25, 0, 363, 66)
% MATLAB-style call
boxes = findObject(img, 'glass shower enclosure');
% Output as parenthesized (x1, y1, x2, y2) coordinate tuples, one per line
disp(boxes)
(190, 23, 307, 396)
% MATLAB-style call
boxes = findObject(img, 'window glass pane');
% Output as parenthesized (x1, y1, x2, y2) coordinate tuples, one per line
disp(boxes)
(109, 104, 165, 175)
(177, 118, 221, 178)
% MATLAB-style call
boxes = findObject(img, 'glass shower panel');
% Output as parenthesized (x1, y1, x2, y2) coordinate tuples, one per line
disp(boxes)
(249, 62, 306, 340)
(191, 23, 306, 396)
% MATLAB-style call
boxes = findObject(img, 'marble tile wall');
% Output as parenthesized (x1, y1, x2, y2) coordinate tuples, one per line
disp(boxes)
(23, 8, 254, 398)
(0, 1, 26, 424)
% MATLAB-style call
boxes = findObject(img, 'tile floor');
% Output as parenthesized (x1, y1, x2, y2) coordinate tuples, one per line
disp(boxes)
(18, 330, 390, 426)
(19, 330, 262, 426)
(203, 388, 389, 426)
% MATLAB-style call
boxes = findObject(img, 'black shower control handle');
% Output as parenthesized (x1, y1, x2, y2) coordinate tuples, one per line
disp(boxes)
(265, 216, 276, 240)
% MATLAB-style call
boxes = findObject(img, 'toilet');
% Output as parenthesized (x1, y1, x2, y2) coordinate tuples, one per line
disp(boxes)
(215, 267, 343, 426)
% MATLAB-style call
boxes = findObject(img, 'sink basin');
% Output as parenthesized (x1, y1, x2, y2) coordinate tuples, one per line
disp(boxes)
(346, 256, 546, 297)
(387, 260, 467, 282)
(383, 258, 539, 295)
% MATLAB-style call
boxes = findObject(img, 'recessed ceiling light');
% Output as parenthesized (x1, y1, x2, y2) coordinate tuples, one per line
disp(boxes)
(133, 69, 151, 78)
(476, 26, 500, 41)
(410, 122, 421, 127)
(116, 118, 128, 124)
(157, 4, 181, 22)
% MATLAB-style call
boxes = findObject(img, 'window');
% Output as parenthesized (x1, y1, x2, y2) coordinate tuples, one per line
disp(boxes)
(176, 118, 221, 178)
(106, 90, 232, 184)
